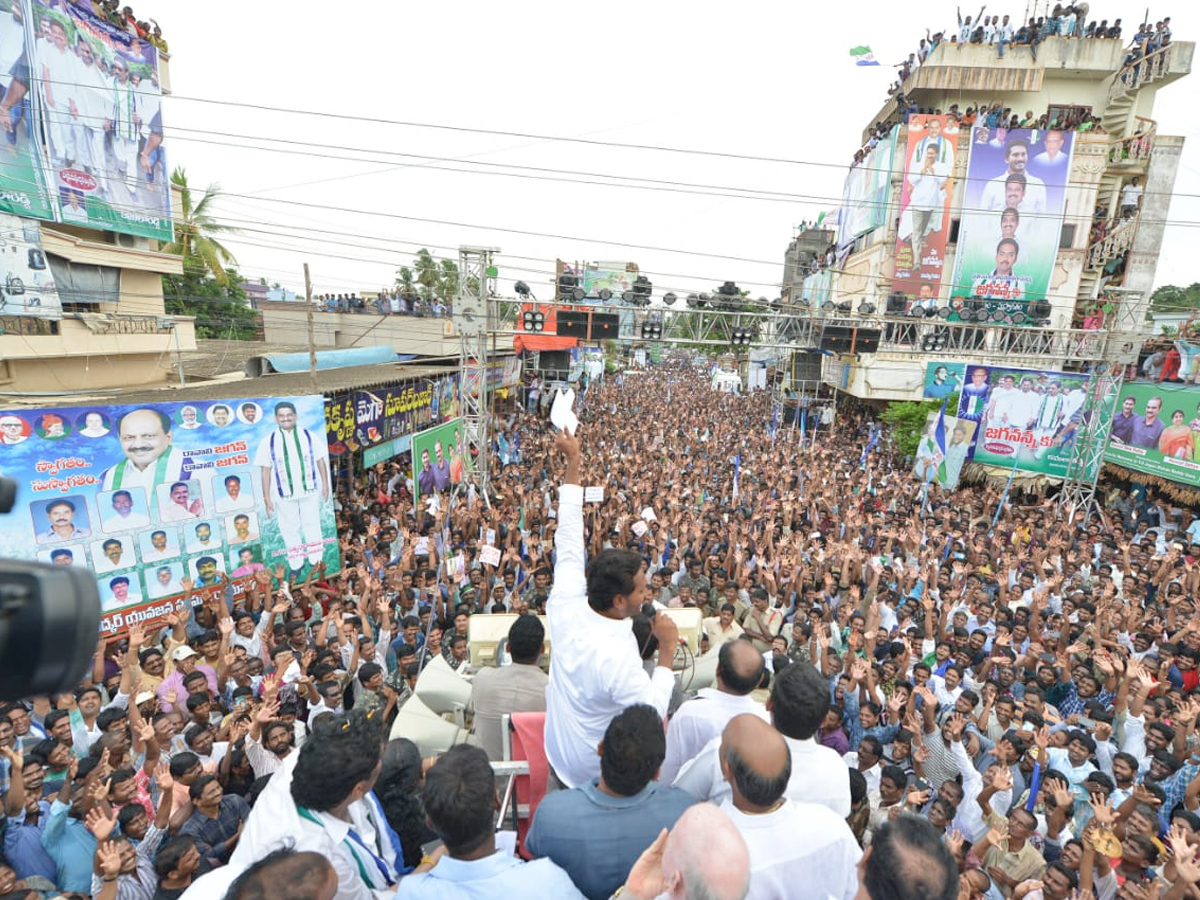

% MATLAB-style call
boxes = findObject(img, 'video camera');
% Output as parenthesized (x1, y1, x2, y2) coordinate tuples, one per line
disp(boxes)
(0, 476, 101, 699)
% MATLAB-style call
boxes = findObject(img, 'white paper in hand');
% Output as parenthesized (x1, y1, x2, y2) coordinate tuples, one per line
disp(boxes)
(641, 507, 657, 523)
(549, 388, 579, 436)
(631, 520, 649, 538)
(479, 545, 502, 567)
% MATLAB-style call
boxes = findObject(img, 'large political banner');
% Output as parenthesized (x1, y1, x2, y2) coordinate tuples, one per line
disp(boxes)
(837, 132, 896, 251)
(948, 127, 1074, 324)
(0, 395, 339, 635)
(0, 0, 54, 219)
(892, 115, 957, 307)
(27, 0, 172, 239)
(954, 363, 1090, 477)
(325, 378, 437, 457)
(411, 418, 467, 510)
(1105, 382, 1200, 487)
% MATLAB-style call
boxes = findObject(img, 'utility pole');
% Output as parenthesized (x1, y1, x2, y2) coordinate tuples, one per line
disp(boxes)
(304, 263, 317, 393)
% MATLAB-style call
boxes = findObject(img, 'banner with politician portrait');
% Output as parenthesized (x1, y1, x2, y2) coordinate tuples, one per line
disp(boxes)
(837, 131, 896, 252)
(0, 0, 55, 219)
(410, 418, 469, 511)
(1105, 382, 1200, 488)
(891, 114, 957, 307)
(25, 0, 172, 239)
(948, 127, 1075, 324)
(955, 363, 1090, 477)
(0, 394, 339, 635)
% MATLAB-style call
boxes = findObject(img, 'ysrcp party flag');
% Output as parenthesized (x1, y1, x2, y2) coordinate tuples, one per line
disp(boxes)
(850, 45, 880, 65)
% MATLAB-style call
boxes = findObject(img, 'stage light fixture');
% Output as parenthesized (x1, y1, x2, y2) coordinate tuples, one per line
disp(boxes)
(514, 281, 531, 298)
(663, 292, 678, 306)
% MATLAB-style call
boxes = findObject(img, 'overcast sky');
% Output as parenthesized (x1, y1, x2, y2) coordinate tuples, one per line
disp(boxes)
(160, 1, 1200, 302)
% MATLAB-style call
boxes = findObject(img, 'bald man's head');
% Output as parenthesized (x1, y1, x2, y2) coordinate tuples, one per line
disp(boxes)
(720, 714, 791, 812)
(717, 639, 766, 695)
(661, 803, 751, 900)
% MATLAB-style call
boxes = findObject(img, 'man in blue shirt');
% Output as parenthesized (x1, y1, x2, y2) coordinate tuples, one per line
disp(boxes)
(41, 758, 97, 893)
(398, 744, 585, 899)
(527, 704, 695, 900)
(0, 747, 56, 884)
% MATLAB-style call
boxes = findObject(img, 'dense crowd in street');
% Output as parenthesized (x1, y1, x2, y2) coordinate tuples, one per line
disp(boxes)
(8, 359, 1200, 900)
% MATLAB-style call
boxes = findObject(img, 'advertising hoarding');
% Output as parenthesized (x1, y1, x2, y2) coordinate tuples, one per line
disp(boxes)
(0, 395, 339, 634)
(948, 127, 1075, 324)
(953, 363, 1090, 477)
(0, 213, 59, 317)
(411, 418, 468, 509)
(0, 0, 54, 219)
(837, 132, 896, 251)
(27, 0, 172, 239)
(892, 115, 958, 306)
(1105, 382, 1200, 487)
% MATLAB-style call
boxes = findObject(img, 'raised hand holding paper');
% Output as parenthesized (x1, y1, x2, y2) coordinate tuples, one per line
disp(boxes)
(550, 388, 579, 436)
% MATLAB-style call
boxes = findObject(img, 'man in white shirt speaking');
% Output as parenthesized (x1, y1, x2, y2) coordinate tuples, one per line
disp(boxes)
(544, 427, 679, 789)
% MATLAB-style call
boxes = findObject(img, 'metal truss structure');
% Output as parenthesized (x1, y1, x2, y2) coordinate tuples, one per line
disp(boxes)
(453, 247, 499, 502)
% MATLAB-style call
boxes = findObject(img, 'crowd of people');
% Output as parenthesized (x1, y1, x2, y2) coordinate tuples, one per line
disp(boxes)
(316, 291, 451, 318)
(80, 0, 167, 52)
(9, 360, 1200, 899)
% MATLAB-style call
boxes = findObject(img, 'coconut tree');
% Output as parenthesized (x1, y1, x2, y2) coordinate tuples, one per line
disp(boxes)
(413, 249, 439, 302)
(162, 167, 238, 285)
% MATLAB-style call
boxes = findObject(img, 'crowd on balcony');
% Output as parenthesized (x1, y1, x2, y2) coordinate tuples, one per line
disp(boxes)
(315, 290, 452, 317)
(74, 0, 168, 52)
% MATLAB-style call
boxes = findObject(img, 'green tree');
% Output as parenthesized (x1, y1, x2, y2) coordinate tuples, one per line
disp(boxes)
(164, 267, 257, 339)
(413, 249, 439, 302)
(394, 265, 415, 294)
(437, 259, 460, 302)
(879, 398, 958, 459)
(162, 167, 238, 285)
(1149, 283, 1200, 315)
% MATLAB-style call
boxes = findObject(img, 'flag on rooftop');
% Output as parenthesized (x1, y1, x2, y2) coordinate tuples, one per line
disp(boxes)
(850, 45, 879, 66)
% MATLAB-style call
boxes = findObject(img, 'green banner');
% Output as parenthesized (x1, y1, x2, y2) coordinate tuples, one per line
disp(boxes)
(411, 418, 469, 509)
(1105, 382, 1200, 487)
(940, 363, 1091, 478)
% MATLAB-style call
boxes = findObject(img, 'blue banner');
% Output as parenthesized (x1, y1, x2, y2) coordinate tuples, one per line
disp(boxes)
(0, 394, 340, 634)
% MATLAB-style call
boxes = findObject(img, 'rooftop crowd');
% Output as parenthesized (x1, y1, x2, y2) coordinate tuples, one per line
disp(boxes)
(7, 360, 1200, 899)
(76, 0, 168, 52)
(316, 291, 451, 317)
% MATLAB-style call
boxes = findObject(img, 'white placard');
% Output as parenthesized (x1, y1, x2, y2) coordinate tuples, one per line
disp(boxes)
(641, 507, 657, 522)
(631, 520, 648, 538)
(479, 545, 502, 567)
(585, 486, 605, 503)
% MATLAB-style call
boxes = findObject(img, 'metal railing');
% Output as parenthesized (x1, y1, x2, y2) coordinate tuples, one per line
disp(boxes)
(1108, 44, 1174, 104)
(1086, 215, 1138, 269)
(1107, 116, 1157, 165)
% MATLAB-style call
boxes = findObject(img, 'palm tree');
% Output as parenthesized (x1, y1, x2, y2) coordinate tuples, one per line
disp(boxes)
(437, 259, 460, 302)
(163, 167, 238, 285)
(413, 249, 439, 302)
(395, 265, 415, 293)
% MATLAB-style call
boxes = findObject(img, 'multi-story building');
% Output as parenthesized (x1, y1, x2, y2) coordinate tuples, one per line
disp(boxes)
(792, 34, 1192, 402)
(0, 40, 193, 393)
